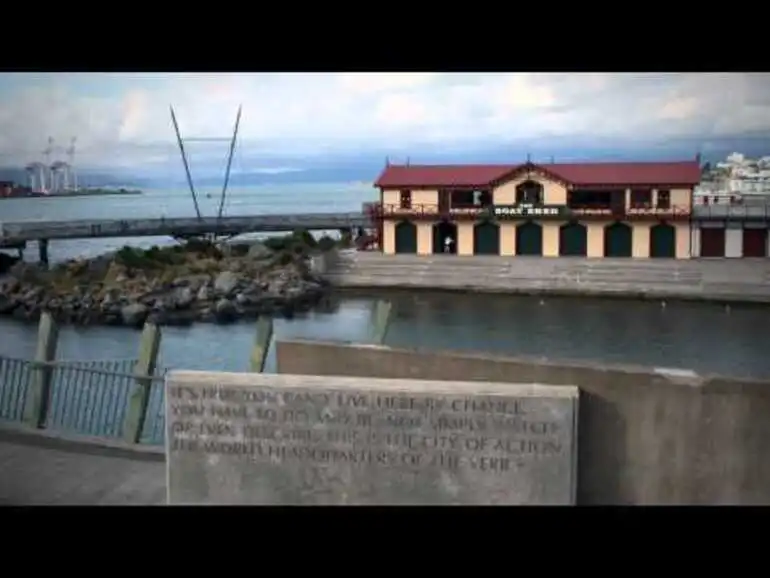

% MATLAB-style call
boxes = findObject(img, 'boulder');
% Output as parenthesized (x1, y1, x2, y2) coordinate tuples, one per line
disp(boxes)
(247, 242, 273, 260)
(214, 298, 237, 323)
(214, 271, 239, 295)
(120, 302, 149, 327)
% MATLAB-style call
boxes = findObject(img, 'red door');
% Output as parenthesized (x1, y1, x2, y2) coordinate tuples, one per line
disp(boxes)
(742, 228, 768, 257)
(700, 227, 725, 257)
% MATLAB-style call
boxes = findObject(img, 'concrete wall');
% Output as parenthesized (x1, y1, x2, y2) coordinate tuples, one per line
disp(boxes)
(326, 252, 770, 303)
(275, 339, 770, 505)
(725, 224, 743, 258)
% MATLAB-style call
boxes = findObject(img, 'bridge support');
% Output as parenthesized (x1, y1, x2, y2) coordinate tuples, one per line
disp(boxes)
(38, 239, 49, 268)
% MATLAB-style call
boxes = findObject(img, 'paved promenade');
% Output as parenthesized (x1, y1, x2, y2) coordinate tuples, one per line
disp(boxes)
(0, 425, 164, 505)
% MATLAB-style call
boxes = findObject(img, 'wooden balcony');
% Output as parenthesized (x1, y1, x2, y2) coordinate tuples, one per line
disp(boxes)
(370, 204, 693, 222)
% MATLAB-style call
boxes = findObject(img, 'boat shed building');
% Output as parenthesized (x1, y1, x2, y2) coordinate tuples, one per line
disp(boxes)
(372, 159, 701, 259)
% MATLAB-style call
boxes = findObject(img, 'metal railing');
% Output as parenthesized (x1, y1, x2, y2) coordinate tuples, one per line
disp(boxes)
(0, 355, 168, 445)
(370, 203, 694, 221)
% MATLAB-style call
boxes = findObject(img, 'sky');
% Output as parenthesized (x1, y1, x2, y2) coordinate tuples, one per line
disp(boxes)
(0, 72, 769, 179)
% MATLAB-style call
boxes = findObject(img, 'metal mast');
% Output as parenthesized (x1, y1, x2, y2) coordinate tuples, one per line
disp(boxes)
(170, 105, 203, 220)
(216, 105, 242, 221)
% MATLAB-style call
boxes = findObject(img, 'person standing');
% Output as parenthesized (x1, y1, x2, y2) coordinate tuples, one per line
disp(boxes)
(444, 236, 454, 253)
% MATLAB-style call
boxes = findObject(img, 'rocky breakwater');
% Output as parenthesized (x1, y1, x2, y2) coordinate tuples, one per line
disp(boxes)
(0, 233, 338, 327)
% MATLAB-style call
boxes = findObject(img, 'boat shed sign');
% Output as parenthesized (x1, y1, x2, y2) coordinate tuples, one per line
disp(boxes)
(492, 204, 570, 219)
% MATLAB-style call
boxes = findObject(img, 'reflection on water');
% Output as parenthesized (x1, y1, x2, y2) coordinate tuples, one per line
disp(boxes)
(1, 292, 769, 379)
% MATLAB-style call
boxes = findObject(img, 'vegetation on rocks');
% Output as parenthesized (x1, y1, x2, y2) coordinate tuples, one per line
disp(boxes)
(0, 231, 341, 327)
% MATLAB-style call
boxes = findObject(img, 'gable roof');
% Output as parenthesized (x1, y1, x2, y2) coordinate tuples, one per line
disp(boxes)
(374, 160, 701, 188)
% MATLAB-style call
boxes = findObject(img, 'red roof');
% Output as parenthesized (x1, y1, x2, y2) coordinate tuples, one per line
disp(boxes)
(374, 160, 701, 188)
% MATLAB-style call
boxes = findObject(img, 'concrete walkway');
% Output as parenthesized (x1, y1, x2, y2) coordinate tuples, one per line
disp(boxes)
(328, 253, 770, 303)
(0, 424, 165, 505)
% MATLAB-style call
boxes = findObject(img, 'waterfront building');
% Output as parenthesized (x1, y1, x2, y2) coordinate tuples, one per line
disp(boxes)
(691, 196, 770, 258)
(372, 159, 700, 259)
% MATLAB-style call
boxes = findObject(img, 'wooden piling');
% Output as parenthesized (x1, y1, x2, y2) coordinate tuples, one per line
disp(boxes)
(123, 322, 162, 444)
(38, 239, 49, 268)
(23, 312, 59, 428)
(249, 316, 274, 373)
(372, 300, 392, 344)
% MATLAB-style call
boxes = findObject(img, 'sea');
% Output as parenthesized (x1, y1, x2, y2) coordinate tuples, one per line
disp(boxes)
(2, 183, 770, 379)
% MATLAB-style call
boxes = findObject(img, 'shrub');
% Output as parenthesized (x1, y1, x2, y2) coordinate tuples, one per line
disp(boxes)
(115, 246, 151, 269)
(263, 235, 292, 252)
(292, 228, 317, 248)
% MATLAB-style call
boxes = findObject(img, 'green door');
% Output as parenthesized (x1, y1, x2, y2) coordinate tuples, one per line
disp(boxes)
(650, 223, 676, 258)
(604, 222, 632, 257)
(473, 221, 500, 255)
(559, 222, 587, 256)
(516, 221, 542, 256)
(394, 221, 417, 254)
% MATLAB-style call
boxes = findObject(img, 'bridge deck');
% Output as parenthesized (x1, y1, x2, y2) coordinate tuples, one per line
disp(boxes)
(0, 426, 165, 505)
(0, 213, 369, 243)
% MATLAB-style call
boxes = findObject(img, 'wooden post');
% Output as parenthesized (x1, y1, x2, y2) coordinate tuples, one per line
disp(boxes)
(123, 322, 161, 444)
(249, 316, 274, 373)
(23, 312, 59, 428)
(372, 300, 392, 344)
(38, 239, 49, 268)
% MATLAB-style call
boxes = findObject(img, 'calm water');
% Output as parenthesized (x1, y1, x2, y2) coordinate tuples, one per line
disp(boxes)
(2, 183, 769, 379)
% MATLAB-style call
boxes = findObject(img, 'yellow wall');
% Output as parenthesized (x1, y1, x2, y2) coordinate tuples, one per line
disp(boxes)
(632, 223, 651, 258)
(493, 173, 567, 205)
(675, 223, 691, 259)
(416, 223, 432, 255)
(457, 223, 474, 256)
(382, 220, 395, 254)
(380, 219, 691, 258)
(382, 189, 438, 215)
(586, 223, 604, 258)
(384, 182, 691, 216)
(500, 222, 516, 256)
(543, 223, 560, 257)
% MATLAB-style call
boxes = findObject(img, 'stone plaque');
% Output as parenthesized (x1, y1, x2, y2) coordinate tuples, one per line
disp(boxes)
(165, 371, 579, 505)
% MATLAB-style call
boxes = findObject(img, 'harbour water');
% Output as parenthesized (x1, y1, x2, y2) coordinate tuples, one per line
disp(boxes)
(2, 183, 770, 379)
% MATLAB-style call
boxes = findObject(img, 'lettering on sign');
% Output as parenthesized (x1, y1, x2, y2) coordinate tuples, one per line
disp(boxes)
(492, 205, 563, 218)
(168, 386, 567, 475)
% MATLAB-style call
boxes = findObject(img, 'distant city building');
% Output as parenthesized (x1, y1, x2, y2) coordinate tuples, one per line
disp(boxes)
(705, 151, 770, 197)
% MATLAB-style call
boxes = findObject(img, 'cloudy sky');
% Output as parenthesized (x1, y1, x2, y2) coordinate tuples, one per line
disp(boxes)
(0, 72, 768, 176)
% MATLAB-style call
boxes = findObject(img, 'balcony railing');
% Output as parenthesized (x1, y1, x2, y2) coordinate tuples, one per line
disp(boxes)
(691, 204, 770, 221)
(369, 203, 694, 221)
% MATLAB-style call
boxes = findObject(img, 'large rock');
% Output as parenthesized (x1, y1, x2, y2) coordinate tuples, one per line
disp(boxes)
(121, 302, 149, 327)
(174, 286, 194, 309)
(214, 271, 239, 296)
(214, 298, 237, 323)
(247, 242, 273, 260)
